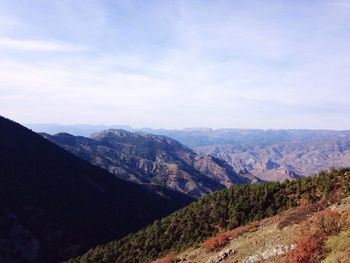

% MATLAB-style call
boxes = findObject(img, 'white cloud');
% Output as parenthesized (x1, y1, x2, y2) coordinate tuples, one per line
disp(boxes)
(0, 1, 350, 129)
(0, 37, 86, 52)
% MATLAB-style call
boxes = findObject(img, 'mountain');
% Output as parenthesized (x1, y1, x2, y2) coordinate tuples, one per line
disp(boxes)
(145, 128, 350, 147)
(42, 130, 252, 198)
(0, 116, 193, 262)
(195, 138, 350, 181)
(68, 168, 350, 263)
(26, 123, 134, 137)
(146, 128, 350, 181)
(27, 124, 350, 182)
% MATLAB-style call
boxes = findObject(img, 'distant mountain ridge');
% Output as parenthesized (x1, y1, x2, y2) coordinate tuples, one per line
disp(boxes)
(161, 129, 350, 181)
(42, 129, 252, 198)
(27, 123, 133, 137)
(30, 124, 350, 181)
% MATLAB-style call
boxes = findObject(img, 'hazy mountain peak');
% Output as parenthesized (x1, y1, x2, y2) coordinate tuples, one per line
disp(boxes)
(91, 129, 136, 139)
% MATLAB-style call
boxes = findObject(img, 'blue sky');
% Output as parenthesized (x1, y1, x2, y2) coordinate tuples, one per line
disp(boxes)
(0, 0, 350, 129)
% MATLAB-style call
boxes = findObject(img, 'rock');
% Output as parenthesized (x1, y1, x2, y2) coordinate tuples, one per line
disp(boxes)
(243, 243, 296, 263)
(206, 248, 235, 263)
(260, 244, 292, 259)
(243, 254, 262, 263)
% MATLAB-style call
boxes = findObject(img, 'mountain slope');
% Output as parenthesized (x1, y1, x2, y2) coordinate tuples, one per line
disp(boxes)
(42, 130, 252, 198)
(195, 138, 350, 181)
(148, 128, 350, 181)
(154, 193, 350, 263)
(68, 168, 350, 263)
(0, 116, 193, 262)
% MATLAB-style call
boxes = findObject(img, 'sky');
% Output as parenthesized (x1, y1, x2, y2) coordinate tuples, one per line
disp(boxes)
(0, 0, 350, 129)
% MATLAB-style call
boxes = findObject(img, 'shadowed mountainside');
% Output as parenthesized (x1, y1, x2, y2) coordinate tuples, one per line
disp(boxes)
(0, 116, 193, 262)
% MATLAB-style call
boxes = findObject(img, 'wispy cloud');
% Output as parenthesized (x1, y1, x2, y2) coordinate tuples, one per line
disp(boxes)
(330, 0, 350, 8)
(0, 37, 86, 52)
(0, 1, 350, 129)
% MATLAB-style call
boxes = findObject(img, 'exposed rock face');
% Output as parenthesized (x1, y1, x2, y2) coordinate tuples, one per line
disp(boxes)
(242, 244, 296, 262)
(42, 130, 251, 198)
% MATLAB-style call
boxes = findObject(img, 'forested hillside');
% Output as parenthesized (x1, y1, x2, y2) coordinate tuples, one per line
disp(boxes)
(70, 168, 350, 263)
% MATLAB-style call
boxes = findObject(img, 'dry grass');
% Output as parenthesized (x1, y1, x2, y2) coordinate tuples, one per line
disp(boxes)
(152, 253, 176, 263)
(277, 199, 330, 230)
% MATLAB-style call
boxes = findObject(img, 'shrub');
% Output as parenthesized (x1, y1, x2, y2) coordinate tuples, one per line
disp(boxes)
(313, 209, 349, 236)
(152, 253, 176, 263)
(277, 200, 329, 230)
(286, 233, 325, 263)
(286, 208, 349, 263)
(202, 233, 230, 252)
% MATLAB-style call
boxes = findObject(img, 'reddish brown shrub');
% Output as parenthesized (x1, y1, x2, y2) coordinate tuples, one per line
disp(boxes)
(286, 233, 325, 263)
(285, 208, 349, 263)
(152, 253, 176, 263)
(229, 220, 262, 237)
(202, 221, 264, 253)
(202, 233, 230, 252)
(313, 209, 349, 236)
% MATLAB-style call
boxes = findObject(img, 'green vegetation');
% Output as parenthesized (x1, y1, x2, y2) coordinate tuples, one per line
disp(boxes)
(70, 168, 350, 263)
(321, 201, 350, 263)
(322, 228, 350, 263)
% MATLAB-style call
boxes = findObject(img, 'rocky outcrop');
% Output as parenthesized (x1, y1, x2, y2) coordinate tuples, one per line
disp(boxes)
(206, 248, 235, 263)
(242, 244, 296, 263)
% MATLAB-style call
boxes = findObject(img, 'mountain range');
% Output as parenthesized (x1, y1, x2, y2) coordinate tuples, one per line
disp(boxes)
(41, 130, 252, 198)
(28, 124, 350, 182)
